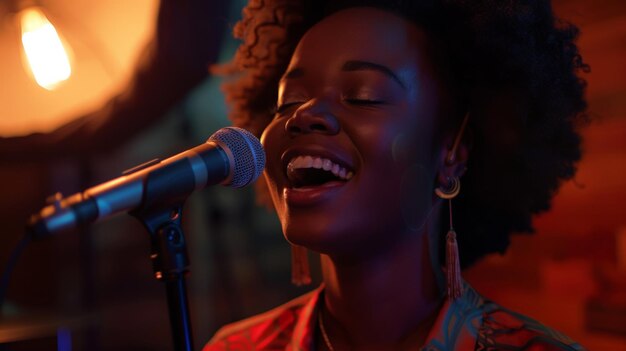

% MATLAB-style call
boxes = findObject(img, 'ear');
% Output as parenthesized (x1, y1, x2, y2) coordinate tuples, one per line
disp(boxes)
(435, 134, 469, 188)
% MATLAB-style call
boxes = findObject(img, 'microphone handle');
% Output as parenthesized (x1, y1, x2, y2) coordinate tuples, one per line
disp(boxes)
(28, 141, 231, 238)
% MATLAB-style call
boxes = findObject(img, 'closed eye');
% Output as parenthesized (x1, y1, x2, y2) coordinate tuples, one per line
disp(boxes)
(344, 98, 386, 106)
(275, 101, 305, 114)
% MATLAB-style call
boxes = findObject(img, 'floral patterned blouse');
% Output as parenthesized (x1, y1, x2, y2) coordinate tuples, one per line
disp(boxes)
(203, 283, 585, 351)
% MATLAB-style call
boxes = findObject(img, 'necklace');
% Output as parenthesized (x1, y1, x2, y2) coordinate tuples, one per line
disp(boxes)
(317, 309, 335, 351)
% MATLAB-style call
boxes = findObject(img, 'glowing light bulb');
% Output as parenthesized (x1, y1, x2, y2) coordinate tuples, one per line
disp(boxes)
(20, 7, 71, 90)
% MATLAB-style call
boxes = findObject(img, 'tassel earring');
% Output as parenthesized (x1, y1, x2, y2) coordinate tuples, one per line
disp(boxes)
(290, 244, 311, 286)
(435, 177, 463, 300)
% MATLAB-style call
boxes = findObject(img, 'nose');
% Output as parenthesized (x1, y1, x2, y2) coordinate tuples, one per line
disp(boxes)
(285, 99, 340, 136)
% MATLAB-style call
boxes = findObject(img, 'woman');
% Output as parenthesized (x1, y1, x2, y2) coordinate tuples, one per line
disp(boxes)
(205, 0, 588, 350)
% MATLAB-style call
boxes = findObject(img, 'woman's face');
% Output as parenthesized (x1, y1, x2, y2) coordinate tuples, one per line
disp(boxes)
(260, 7, 449, 258)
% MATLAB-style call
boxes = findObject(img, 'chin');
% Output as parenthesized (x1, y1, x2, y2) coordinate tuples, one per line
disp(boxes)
(282, 216, 393, 260)
(281, 214, 337, 253)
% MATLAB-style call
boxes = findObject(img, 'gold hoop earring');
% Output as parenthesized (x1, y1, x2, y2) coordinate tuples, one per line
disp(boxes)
(435, 176, 463, 300)
(435, 176, 461, 199)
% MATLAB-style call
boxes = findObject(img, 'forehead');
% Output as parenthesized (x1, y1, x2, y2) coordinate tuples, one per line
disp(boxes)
(288, 7, 432, 80)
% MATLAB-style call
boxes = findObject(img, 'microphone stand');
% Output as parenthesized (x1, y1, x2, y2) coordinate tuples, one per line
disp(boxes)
(132, 204, 193, 351)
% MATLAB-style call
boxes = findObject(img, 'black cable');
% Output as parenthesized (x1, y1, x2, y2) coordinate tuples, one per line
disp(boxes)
(0, 233, 31, 317)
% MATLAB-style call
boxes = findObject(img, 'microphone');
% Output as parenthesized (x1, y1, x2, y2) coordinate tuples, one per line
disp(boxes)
(27, 127, 265, 238)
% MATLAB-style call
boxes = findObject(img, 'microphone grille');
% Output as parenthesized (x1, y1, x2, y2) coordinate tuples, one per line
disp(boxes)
(209, 127, 266, 188)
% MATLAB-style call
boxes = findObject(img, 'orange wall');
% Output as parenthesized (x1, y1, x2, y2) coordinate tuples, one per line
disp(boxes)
(466, 3, 626, 348)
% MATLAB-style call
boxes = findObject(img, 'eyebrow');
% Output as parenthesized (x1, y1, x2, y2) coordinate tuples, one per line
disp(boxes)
(341, 60, 406, 90)
(281, 60, 407, 90)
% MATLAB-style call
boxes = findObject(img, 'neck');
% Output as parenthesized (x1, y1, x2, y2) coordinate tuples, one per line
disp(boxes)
(319, 223, 443, 350)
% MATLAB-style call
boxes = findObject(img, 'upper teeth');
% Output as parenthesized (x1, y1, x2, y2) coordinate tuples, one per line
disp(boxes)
(287, 155, 353, 180)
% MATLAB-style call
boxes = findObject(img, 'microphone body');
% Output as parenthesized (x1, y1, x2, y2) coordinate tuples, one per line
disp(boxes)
(28, 127, 265, 238)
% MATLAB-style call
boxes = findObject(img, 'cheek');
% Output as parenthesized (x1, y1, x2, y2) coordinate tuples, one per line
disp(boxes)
(260, 120, 286, 200)
(400, 164, 434, 230)
(390, 130, 437, 231)
(259, 118, 280, 152)
(260, 119, 284, 175)
(262, 172, 280, 207)
(392, 132, 412, 165)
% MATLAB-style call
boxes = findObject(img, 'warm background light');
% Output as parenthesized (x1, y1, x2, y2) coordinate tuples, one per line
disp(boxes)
(0, 0, 157, 136)
(20, 7, 71, 90)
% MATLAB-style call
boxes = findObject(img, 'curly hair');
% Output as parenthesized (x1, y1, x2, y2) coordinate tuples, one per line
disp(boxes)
(222, 0, 589, 268)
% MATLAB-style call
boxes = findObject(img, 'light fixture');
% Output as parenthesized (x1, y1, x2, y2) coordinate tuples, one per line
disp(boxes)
(18, 6, 72, 90)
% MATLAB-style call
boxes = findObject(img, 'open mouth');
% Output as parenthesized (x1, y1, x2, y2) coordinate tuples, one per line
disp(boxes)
(286, 155, 353, 188)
